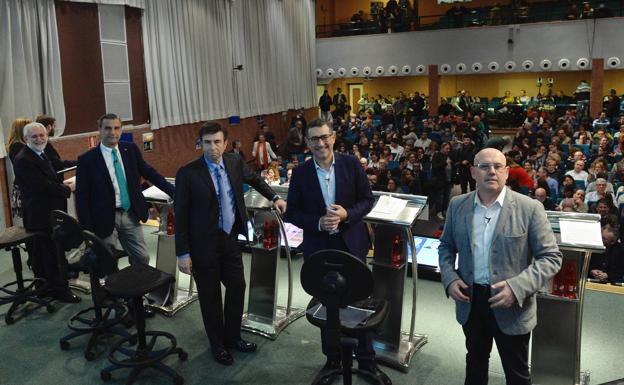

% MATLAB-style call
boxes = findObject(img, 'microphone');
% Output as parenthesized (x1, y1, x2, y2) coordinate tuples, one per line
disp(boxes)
(485, 216, 491, 224)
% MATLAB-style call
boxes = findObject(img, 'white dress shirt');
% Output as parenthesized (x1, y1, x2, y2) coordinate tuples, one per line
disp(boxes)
(100, 143, 127, 209)
(472, 186, 507, 285)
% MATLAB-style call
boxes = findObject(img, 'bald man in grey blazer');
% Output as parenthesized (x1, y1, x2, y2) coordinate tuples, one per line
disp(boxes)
(438, 148, 562, 385)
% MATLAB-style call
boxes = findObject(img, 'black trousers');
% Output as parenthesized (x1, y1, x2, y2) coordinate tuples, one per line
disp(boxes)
(318, 234, 376, 371)
(192, 231, 246, 351)
(26, 233, 69, 294)
(462, 285, 531, 385)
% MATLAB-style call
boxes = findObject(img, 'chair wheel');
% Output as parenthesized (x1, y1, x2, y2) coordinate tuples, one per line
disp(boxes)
(178, 351, 188, 361)
(46, 304, 55, 313)
(100, 371, 112, 381)
(174, 375, 184, 385)
(84, 350, 95, 361)
(60, 340, 70, 350)
(5, 316, 14, 325)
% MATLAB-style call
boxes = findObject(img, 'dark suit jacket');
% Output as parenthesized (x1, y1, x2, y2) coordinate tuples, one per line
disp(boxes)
(45, 142, 76, 172)
(75, 142, 174, 238)
(285, 153, 374, 261)
(13, 146, 71, 231)
(174, 153, 277, 268)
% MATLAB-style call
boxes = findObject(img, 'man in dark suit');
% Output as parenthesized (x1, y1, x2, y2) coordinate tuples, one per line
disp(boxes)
(286, 119, 390, 384)
(75, 113, 174, 266)
(13, 122, 79, 303)
(439, 148, 562, 385)
(174, 122, 286, 366)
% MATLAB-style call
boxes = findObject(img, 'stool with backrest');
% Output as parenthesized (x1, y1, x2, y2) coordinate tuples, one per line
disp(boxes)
(51, 211, 129, 360)
(301, 249, 390, 385)
(82, 231, 187, 385)
(0, 227, 54, 324)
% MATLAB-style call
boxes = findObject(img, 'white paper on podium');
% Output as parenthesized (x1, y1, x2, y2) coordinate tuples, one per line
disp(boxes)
(368, 195, 408, 219)
(559, 219, 603, 247)
(142, 185, 172, 202)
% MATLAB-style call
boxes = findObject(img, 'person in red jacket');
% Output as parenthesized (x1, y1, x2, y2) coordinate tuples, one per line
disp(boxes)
(506, 157, 534, 194)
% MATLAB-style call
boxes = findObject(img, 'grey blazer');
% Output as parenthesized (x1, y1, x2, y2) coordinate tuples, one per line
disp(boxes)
(438, 188, 562, 335)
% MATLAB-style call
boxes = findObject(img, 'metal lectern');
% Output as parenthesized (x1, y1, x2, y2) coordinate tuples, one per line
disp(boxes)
(363, 191, 428, 372)
(531, 211, 604, 385)
(143, 181, 198, 316)
(241, 185, 305, 339)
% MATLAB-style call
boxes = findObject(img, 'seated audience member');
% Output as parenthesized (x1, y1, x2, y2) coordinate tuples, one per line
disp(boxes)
(560, 175, 576, 197)
(585, 178, 617, 207)
(534, 187, 557, 211)
(386, 178, 400, 193)
(592, 197, 618, 217)
(592, 112, 610, 131)
(281, 167, 293, 186)
(586, 172, 614, 194)
(506, 157, 534, 193)
(565, 160, 589, 184)
(536, 166, 558, 197)
(571, 189, 589, 213)
(265, 164, 281, 186)
(559, 198, 576, 212)
(589, 226, 624, 283)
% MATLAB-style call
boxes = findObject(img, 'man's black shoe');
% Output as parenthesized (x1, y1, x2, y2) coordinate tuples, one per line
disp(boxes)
(52, 291, 81, 303)
(213, 349, 234, 365)
(225, 339, 257, 353)
(361, 366, 392, 385)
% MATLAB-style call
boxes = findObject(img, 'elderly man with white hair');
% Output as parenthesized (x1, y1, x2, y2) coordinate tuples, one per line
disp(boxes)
(13, 122, 79, 303)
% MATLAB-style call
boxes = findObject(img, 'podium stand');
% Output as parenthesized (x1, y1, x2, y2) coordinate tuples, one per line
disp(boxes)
(364, 192, 428, 372)
(531, 212, 604, 385)
(241, 186, 305, 339)
(143, 182, 198, 316)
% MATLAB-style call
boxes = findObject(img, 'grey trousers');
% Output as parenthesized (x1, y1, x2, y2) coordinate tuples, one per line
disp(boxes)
(102, 210, 150, 265)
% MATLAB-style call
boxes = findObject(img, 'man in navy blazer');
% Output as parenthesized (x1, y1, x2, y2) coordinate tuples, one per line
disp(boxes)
(286, 119, 390, 384)
(75, 113, 174, 265)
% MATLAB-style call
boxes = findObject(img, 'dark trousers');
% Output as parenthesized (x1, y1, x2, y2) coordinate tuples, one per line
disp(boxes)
(459, 167, 476, 194)
(26, 233, 68, 294)
(463, 285, 531, 385)
(192, 230, 246, 351)
(317, 234, 376, 371)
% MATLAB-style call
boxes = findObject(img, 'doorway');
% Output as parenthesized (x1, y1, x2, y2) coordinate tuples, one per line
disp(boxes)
(348, 84, 364, 110)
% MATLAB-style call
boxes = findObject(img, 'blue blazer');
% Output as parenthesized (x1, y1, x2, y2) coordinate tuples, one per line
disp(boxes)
(285, 153, 374, 261)
(75, 141, 175, 238)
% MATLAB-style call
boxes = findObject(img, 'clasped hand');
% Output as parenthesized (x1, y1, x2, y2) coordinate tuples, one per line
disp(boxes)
(320, 204, 347, 232)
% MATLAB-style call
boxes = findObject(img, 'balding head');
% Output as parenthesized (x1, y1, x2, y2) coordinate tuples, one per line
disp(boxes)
(471, 148, 509, 201)
(534, 188, 547, 202)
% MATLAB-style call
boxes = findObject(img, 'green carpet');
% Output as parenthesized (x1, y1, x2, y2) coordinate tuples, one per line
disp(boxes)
(1, 228, 622, 385)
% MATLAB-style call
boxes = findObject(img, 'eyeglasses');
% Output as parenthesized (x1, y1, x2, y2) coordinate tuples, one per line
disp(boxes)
(307, 134, 333, 143)
(475, 163, 507, 172)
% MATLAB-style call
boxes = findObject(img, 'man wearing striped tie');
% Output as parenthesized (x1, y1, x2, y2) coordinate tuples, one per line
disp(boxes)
(75, 113, 175, 266)
(174, 122, 286, 366)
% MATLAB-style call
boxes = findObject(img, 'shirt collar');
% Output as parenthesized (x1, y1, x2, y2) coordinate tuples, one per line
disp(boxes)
(204, 155, 224, 171)
(474, 186, 507, 209)
(313, 154, 335, 172)
(27, 143, 45, 156)
(100, 143, 118, 154)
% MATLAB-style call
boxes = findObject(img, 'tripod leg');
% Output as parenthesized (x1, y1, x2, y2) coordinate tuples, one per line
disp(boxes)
(340, 337, 358, 385)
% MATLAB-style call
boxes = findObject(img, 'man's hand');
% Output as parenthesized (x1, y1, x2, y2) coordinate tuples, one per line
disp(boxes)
(63, 179, 76, 192)
(327, 204, 348, 221)
(319, 214, 341, 231)
(178, 255, 192, 275)
(448, 279, 471, 303)
(273, 199, 287, 215)
(590, 269, 608, 281)
(489, 281, 517, 308)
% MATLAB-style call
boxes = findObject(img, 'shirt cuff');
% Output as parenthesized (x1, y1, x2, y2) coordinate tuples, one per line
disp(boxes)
(177, 253, 190, 260)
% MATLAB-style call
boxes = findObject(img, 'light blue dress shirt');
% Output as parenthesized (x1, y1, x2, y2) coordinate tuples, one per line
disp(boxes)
(472, 187, 506, 285)
(314, 156, 337, 233)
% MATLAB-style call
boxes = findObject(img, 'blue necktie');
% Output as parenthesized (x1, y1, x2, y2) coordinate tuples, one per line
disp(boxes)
(216, 165, 235, 234)
(112, 149, 131, 211)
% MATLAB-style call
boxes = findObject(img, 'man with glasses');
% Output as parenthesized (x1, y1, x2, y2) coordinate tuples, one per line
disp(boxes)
(286, 119, 391, 384)
(439, 148, 562, 385)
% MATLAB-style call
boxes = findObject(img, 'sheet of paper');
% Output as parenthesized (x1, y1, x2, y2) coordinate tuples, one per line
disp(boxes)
(368, 195, 408, 219)
(142, 185, 172, 202)
(559, 219, 603, 247)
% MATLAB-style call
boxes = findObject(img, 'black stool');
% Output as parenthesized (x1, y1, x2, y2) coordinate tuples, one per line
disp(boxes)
(52, 212, 129, 360)
(0, 226, 54, 324)
(81, 231, 187, 385)
(301, 249, 390, 385)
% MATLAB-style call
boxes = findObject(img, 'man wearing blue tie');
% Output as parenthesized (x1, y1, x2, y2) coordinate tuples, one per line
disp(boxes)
(75, 113, 174, 266)
(174, 122, 286, 366)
